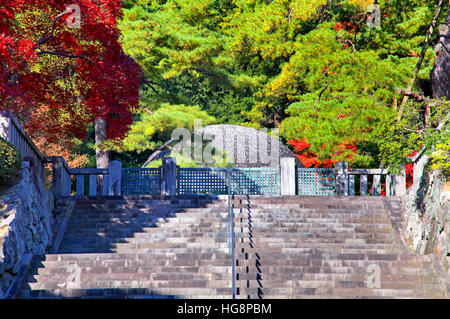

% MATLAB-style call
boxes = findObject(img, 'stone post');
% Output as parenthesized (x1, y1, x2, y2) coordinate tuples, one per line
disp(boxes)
(394, 163, 406, 196)
(280, 157, 296, 195)
(335, 161, 349, 196)
(162, 157, 177, 196)
(51, 157, 64, 196)
(0, 111, 11, 140)
(348, 175, 355, 196)
(89, 175, 98, 196)
(76, 175, 85, 196)
(108, 160, 122, 196)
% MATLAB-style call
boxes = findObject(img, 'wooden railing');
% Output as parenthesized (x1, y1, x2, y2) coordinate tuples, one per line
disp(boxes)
(0, 110, 46, 179)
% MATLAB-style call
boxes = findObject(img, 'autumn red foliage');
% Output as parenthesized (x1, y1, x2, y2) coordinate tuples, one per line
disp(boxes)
(334, 21, 358, 33)
(0, 1, 142, 145)
(288, 138, 357, 168)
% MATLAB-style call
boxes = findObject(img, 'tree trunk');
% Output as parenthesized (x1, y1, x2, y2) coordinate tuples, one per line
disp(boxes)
(431, 6, 450, 99)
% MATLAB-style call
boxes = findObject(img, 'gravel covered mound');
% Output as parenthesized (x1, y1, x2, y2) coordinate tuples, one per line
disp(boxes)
(195, 124, 302, 167)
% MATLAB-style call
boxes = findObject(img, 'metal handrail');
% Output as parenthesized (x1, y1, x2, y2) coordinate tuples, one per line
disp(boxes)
(227, 163, 236, 299)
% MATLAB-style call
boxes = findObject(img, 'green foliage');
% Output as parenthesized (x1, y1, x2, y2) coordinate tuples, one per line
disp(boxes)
(118, 0, 449, 169)
(430, 142, 450, 175)
(120, 104, 216, 154)
(374, 99, 449, 174)
(0, 137, 22, 185)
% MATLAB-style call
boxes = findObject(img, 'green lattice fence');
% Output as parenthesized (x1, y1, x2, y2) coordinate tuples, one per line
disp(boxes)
(121, 166, 335, 196)
(176, 167, 281, 196)
(231, 167, 280, 195)
(177, 168, 228, 195)
(121, 168, 161, 195)
(297, 168, 336, 195)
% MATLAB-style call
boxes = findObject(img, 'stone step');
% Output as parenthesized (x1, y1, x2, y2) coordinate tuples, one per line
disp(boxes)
(234, 214, 390, 225)
(57, 247, 230, 255)
(237, 231, 397, 238)
(236, 287, 445, 299)
(231, 203, 387, 210)
(28, 271, 232, 283)
(43, 252, 231, 262)
(25, 279, 232, 290)
(236, 227, 394, 237)
(234, 248, 403, 256)
(38, 258, 232, 268)
(235, 271, 439, 282)
(236, 258, 435, 270)
(35, 266, 232, 276)
(59, 235, 230, 245)
(235, 279, 443, 290)
(237, 242, 402, 250)
(65, 217, 393, 226)
(61, 231, 231, 241)
(73, 203, 226, 210)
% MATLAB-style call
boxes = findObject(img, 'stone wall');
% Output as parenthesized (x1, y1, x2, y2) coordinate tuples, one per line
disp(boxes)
(0, 162, 53, 298)
(404, 155, 449, 272)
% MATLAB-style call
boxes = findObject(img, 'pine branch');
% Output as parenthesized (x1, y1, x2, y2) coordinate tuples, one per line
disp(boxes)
(398, 0, 445, 120)
(314, 84, 328, 113)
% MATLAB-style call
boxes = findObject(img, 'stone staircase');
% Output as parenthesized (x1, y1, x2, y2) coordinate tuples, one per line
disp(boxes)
(232, 196, 449, 299)
(17, 197, 233, 299)
(15, 196, 449, 299)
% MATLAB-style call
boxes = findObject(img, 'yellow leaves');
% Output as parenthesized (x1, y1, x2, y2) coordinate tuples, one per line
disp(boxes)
(430, 142, 450, 173)
(345, 0, 373, 9)
(289, 0, 327, 22)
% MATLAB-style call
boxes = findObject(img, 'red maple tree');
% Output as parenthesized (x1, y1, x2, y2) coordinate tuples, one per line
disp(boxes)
(0, 1, 141, 145)
(288, 137, 357, 168)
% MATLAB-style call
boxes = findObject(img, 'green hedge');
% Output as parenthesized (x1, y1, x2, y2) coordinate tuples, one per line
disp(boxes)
(0, 137, 22, 185)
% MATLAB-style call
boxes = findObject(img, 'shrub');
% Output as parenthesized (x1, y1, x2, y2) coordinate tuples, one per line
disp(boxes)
(0, 137, 22, 185)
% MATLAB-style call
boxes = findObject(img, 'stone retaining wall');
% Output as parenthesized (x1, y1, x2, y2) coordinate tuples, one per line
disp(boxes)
(404, 156, 449, 272)
(0, 162, 53, 298)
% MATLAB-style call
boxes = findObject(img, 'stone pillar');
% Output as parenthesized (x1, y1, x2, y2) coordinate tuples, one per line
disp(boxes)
(162, 157, 177, 196)
(335, 161, 349, 196)
(372, 175, 381, 196)
(360, 175, 368, 196)
(76, 175, 85, 196)
(386, 174, 392, 196)
(89, 175, 97, 196)
(280, 157, 296, 195)
(108, 160, 122, 196)
(348, 175, 355, 196)
(0, 111, 11, 140)
(95, 117, 109, 196)
(51, 157, 64, 196)
(394, 163, 406, 196)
